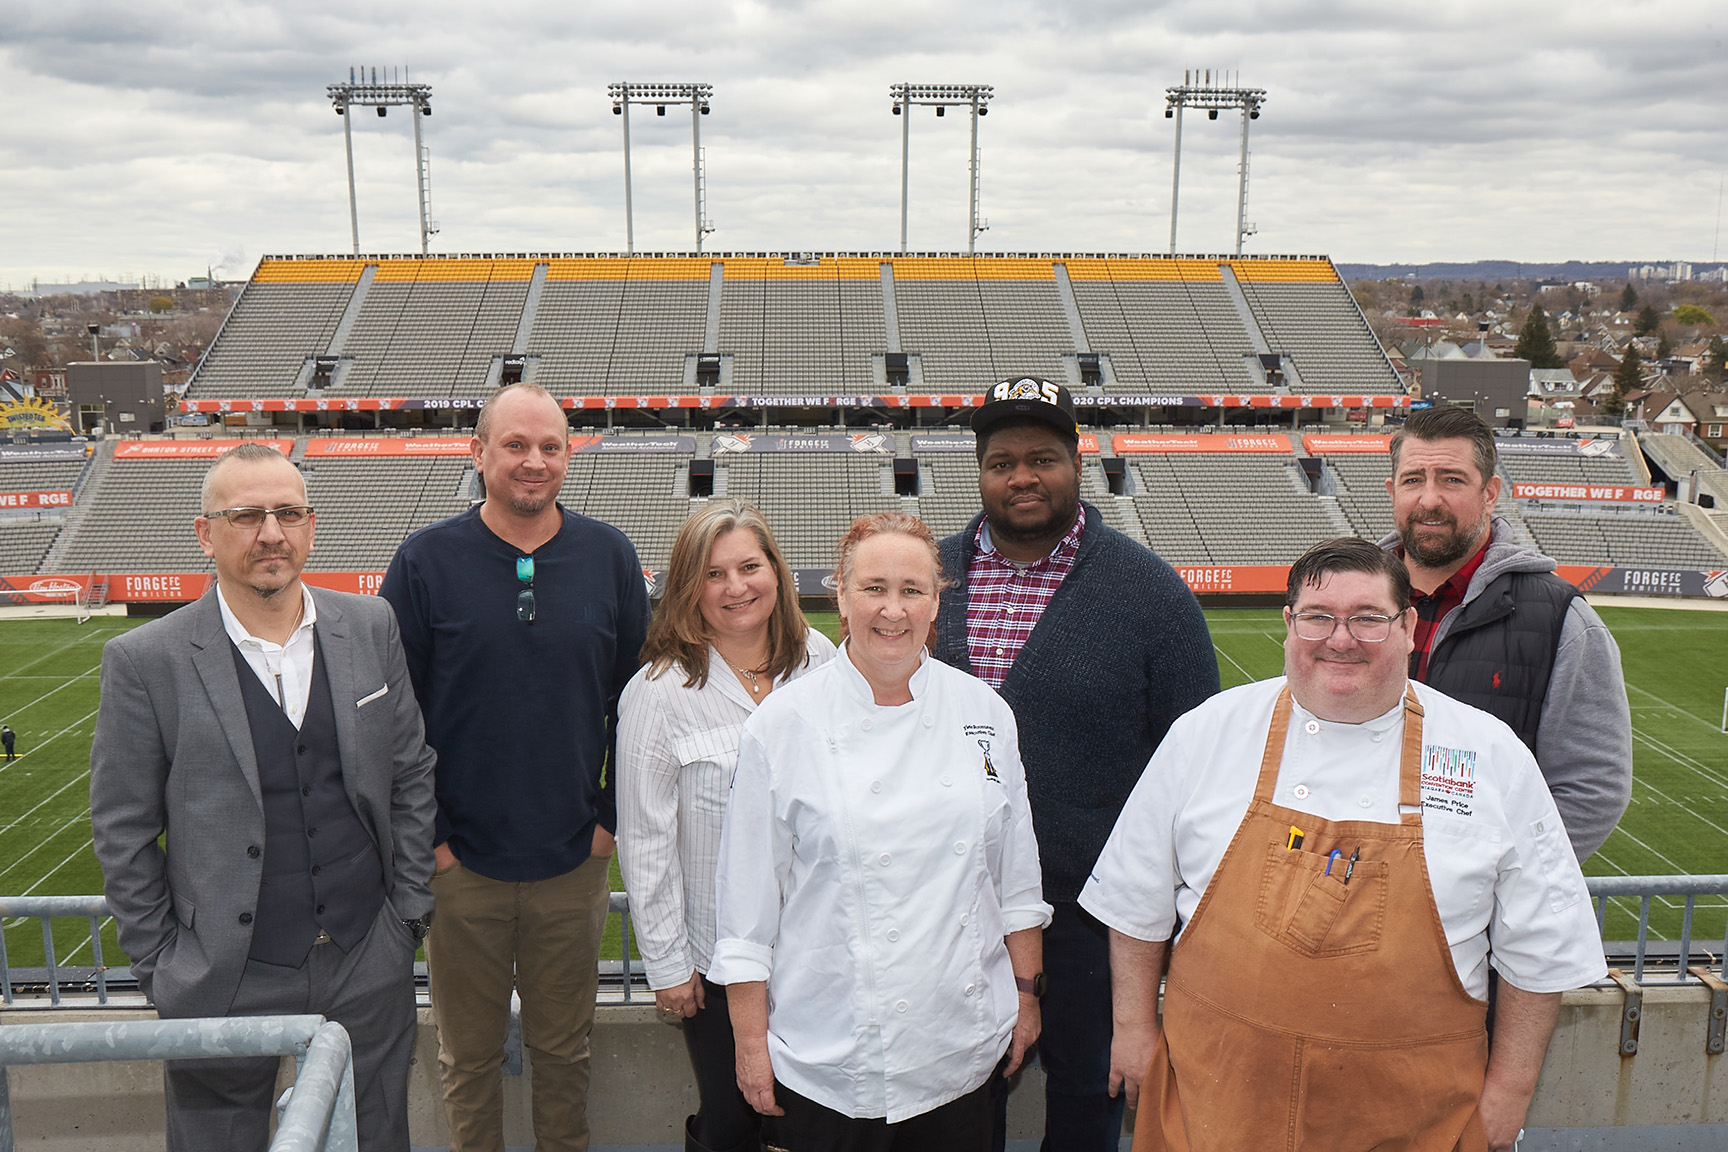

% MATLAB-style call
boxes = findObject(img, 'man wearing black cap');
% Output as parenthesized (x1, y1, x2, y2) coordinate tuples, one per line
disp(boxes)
(931, 377, 1219, 1151)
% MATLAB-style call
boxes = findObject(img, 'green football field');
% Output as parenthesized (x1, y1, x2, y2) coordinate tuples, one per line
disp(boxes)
(1, 606, 1722, 972)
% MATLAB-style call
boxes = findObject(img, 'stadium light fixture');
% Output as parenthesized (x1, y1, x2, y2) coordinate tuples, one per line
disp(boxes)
(327, 67, 438, 256)
(889, 83, 994, 253)
(1164, 69, 1266, 257)
(608, 82, 717, 253)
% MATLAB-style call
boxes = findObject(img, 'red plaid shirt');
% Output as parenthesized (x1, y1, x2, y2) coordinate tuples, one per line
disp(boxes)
(1408, 539, 1489, 681)
(965, 505, 1086, 688)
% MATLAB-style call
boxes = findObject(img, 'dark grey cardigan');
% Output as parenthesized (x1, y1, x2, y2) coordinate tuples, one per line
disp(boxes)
(934, 502, 1220, 903)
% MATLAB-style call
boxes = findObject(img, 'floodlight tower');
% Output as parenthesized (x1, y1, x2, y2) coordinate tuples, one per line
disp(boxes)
(890, 84, 993, 253)
(609, 83, 715, 253)
(327, 67, 438, 255)
(1163, 71, 1266, 255)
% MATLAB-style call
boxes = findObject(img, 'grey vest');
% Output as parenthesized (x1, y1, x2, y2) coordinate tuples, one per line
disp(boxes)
(231, 634, 385, 967)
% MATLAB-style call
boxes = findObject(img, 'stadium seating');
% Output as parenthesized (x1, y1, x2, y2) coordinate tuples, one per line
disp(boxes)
(0, 523, 65, 574)
(1128, 448, 1352, 563)
(1638, 432, 1718, 481)
(716, 454, 899, 567)
(1522, 510, 1728, 568)
(300, 456, 473, 569)
(53, 458, 213, 573)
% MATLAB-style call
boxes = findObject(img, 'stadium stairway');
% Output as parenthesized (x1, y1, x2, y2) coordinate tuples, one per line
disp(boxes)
(38, 441, 113, 575)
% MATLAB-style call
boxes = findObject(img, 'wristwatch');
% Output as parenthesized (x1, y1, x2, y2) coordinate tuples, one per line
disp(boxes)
(401, 911, 435, 942)
(1015, 972, 1047, 998)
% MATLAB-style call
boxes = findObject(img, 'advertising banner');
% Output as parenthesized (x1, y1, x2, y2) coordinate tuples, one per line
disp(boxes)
(711, 433, 893, 454)
(1556, 565, 1728, 598)
(1511, 483, 1664, 503)
(574, 436, 697, 455)
(0, 490, 73, 509)
(114, 439, 292, 460)
(181, 393, 1413, 414)
(1172, 566, 1292, 594)
(303, 437, 474, 457)
(909, 435, 975, 453)
(1495, 437, 1622, 458)
(1112, 434, 1291, 454)
(1302, 435, 1392, 455)
(108, 573, 212, 601)
(0, 443, 89, 462)
(0, 573, 93, 604)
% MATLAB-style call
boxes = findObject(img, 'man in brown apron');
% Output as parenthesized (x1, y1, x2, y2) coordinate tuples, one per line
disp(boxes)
(1079, 538, 1606, 1152)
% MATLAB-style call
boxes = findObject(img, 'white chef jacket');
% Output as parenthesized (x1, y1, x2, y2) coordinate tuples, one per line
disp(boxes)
(1079, 677, 1607, 999)
(616, 631, 837, 990)
(708, 644, 1052, 1123)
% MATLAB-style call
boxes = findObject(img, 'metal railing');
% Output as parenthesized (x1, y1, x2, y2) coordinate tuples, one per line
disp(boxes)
(0, 1014, 355, 1152)
(1586, 874, 1728, 984)
(0, 892, 648, 1006)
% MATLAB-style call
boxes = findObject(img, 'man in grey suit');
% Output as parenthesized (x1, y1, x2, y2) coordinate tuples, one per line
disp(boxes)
(90, 442, 438, 1151)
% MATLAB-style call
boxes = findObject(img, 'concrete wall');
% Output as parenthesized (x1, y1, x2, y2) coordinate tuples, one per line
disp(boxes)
(4, 985, 1726, 1148)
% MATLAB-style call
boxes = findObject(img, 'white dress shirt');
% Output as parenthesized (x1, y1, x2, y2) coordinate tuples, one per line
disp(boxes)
(708, 644, 1052, 1123)
(616, 631, 836, 990)
(217, 583, 318, 730)
(1080, 677, 1608, 999)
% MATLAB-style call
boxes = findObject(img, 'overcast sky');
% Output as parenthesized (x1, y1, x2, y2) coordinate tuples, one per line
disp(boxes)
(3, 0, 1724, 288)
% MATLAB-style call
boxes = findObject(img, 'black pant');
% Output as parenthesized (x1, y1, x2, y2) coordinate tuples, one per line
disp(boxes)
(684, 976, 761, 1151)
(991, 901, 1124, 1152)
(763, 1073, 994, 1152)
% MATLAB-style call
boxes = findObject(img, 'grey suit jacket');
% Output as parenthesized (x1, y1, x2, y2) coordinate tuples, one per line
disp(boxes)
(89, 585, 438, 1015)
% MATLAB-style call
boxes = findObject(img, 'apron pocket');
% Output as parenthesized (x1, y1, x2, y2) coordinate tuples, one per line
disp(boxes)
(1254, 843, 1388, 957)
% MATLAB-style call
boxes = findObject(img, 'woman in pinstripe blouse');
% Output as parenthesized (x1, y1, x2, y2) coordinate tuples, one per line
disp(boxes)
(617, 499, 836, 1152)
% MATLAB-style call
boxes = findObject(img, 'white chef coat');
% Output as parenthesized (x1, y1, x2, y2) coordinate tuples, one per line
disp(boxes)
(218, 583, 317, 730)
(1080, 677, 1607, 999)
(708, 643, 1052, 1123)
(616, 631, 837, 990)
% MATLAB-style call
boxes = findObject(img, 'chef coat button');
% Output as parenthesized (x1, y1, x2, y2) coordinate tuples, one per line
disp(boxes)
(887, 929, 900, 942)
(861, 719, 873, 731)
(954, 842, 966, 854)
(880, 853, 891, 866)
(1358, 796, 1372, 809)
(1293, 784, 1310, 801)
(940, 776, 952, 787)
(964, 984, 976, 996)
(896, 1000, 909, 1013)
(1534, 820, 1545, 834)
(1371, 731, 1385, 743)
(871, 780, 882, 793)
(960, 913, 969, 926)
(1303, 720, 1320, 735)
(922, 716, 934, 728)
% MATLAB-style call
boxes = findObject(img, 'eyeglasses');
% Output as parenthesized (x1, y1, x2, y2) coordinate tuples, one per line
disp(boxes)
(516, 555, 535, 624)
(1290, 612, 1401, 643)
(203, 505, 314, 530)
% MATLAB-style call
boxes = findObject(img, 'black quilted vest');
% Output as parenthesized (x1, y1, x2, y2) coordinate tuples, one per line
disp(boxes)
(1416, 569, 1577, 753)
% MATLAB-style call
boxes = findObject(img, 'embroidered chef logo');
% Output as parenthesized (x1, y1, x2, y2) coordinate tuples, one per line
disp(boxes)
(964, 723, 1002, 784)
(1420, 744, 1478, 817)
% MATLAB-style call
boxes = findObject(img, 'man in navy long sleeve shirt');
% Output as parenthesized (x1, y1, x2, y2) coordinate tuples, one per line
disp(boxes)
(381, 383, 649, 1152)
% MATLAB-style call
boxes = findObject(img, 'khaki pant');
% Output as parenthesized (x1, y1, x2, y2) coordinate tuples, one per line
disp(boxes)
(426, 852, 611, 1152)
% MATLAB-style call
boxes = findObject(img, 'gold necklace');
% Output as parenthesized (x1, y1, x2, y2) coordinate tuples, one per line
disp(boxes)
(719, 653, 771, 695)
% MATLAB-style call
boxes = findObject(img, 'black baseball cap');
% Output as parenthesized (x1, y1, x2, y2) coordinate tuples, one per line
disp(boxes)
(970, 376, 1079, 439)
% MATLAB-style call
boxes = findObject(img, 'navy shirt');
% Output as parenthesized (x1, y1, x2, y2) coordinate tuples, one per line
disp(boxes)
(381, 505, 650, 883)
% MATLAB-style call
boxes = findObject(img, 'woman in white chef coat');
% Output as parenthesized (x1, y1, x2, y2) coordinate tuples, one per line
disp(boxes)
(708, 511, 1051, 1152)
(617, 500, 836, 1152)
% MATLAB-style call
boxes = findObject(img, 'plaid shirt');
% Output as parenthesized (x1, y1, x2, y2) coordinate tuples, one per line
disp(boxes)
(965, 505, 1086, 688)
(1408, 539, 1489, 681)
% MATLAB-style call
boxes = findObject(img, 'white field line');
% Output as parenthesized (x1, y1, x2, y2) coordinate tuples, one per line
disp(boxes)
(1213, 644, 1257, 685)
(1629, 726, 1728, 791)
(57, 915, 115, 966)
(0, 801, 95, 886)
(0, 707, 99, 779)
(19, 818, 96, 896)
(5, 667, 99, 719)
(1605, 822, 1694, 876)
(0, 767, 93, 840)
(1627, 771, 1728, 842)
(0, 629, 112, 682)
(1625, 682, 1728, 738)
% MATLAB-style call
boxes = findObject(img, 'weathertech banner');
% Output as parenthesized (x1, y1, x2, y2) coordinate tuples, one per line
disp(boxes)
(114, 439, 293, 460)
(1303, 435, 1392, 454)
(1495, 437, 1623, 458)
(1511, 483, 1663, 503)
(303, 437, 474, 457)
(0, 443, 89, 462)
(1113, 434, 1291, 454)
(0, 490, 73, 509)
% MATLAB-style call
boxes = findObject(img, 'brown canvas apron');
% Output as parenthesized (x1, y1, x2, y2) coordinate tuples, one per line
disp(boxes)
(1134, 686, 1489, 1152)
